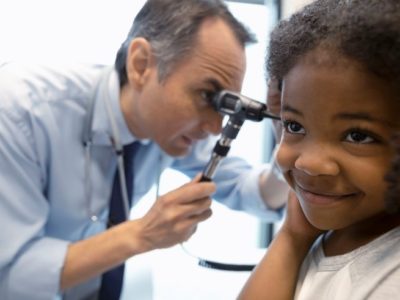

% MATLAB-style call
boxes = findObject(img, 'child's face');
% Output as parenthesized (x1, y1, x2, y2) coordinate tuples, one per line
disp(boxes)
(277, 53, 400, 231)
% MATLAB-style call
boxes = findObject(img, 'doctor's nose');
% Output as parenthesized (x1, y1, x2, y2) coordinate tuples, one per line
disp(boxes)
(202, 112, 223, 136)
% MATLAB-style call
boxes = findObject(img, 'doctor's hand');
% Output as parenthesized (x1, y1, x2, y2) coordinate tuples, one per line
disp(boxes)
(133, 174, 214, 252)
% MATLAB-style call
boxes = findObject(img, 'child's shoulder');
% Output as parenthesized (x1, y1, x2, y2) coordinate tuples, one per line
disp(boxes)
(353, 226, 400, 269)
(350, 226, 400, 299)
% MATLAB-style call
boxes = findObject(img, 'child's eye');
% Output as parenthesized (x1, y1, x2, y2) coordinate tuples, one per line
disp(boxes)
(345, 130, 376, 144)
(283, 120, 305, 135)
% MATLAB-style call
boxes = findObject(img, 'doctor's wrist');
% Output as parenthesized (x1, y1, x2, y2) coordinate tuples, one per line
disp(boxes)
(118, 219, 154, 257)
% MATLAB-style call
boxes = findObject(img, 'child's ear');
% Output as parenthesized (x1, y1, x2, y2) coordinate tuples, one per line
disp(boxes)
(125, 38, 155, 91)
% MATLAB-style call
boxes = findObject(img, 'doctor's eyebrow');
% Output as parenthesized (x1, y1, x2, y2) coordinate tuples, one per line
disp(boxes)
(204, 78, 224, 91)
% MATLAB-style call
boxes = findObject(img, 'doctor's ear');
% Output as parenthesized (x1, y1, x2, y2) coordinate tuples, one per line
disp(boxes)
(126, 38, 155, 91)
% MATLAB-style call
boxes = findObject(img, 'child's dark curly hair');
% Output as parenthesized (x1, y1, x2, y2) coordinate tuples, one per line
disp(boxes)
(267, 0, 400, 213)
(267, 0, 400, 91)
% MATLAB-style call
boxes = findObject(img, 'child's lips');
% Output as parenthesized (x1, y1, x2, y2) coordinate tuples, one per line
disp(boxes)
(297, 185, 359, 205)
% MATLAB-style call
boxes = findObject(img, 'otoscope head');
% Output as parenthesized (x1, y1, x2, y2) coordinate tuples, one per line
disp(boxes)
(200, 90, 280, 183)
(210, 90, 280, 121)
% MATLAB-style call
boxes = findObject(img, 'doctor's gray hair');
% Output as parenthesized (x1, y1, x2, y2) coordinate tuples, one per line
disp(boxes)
(115, 0, 256, 87)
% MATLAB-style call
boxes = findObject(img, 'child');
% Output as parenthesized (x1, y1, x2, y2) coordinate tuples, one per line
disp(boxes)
(239, 0, 400, 299)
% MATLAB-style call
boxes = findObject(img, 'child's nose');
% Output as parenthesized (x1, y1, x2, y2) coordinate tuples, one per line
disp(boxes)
(294, 144, 340, 177)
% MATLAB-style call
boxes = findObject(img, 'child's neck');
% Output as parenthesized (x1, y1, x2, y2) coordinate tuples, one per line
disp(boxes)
(323, 212, 400, 257)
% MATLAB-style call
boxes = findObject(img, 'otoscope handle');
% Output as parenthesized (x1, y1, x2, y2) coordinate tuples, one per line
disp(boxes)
(200, 174, 212, 182)
(200, 116, 243, 182)
(200, 144, 230, 182)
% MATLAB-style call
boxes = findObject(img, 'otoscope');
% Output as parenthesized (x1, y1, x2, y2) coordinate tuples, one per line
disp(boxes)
(200, 90, 280, 182)
(193, 90, 281, 271)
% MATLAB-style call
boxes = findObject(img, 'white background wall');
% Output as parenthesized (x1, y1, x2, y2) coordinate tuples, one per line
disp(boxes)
(282, 0, 315, 18)
(0, 0, 145, 65)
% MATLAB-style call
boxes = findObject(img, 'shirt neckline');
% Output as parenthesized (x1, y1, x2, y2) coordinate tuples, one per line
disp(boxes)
(313, 226, 400, 270)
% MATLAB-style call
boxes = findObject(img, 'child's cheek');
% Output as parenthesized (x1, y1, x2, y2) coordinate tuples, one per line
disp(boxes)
(276, 143, 296, 188)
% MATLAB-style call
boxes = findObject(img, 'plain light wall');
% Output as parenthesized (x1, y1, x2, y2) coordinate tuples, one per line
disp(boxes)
(282, 0, 314, 18)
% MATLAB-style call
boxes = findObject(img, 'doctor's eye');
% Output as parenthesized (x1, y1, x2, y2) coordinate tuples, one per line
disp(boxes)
(283, 120, 305, 135)
(200, 90, 214, 103)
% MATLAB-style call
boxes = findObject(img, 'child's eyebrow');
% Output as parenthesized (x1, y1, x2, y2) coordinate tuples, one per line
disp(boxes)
(282, 104, 303, 116)
(282, 105, 391, 126)
(334, 112, 387, 124)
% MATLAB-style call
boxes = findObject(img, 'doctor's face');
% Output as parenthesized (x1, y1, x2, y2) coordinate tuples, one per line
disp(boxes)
(127, 17, 246, 156)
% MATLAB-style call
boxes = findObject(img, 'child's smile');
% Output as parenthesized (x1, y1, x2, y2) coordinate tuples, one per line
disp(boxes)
(293, 174, 362, 206)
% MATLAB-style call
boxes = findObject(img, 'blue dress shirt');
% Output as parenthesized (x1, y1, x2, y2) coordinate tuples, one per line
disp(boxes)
(0, 63, 282, 299)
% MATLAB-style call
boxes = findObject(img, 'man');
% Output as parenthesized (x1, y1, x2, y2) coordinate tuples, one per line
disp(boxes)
(0, 0, 288, 299)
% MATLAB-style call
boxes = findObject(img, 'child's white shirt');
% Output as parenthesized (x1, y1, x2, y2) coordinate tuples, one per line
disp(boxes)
(295, 226, 400, 300)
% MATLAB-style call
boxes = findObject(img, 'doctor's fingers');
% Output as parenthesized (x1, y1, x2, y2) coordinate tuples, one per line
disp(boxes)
(158, 181, 216, 206)
(155, 194, 212, 222)
(173, 209, 213, 242)
(179, 197, 213, 219)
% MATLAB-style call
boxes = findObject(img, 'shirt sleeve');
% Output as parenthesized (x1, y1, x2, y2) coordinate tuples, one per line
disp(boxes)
(0, 107, 69, 300)
(171, 138, 284, 221)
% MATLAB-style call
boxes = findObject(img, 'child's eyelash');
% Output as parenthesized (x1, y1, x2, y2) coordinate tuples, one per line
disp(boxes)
(281, 119, 294, 127)
(342, 127, 382, 143)
(282, 119, 305, 134)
